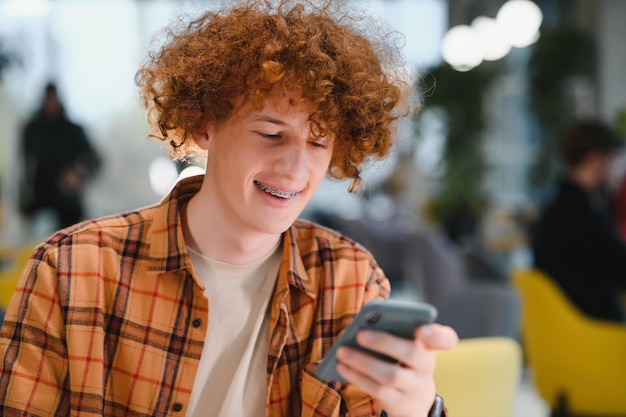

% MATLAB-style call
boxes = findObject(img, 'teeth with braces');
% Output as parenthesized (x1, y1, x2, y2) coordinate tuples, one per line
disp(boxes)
(254, 180, 298, 198)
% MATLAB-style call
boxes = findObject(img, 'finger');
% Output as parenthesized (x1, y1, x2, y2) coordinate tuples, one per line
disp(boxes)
(337, 362, 404, 404)
(416, 324, 459, 350)
(336, 347, 437, 416)
(356, 330, 416, 364)
(336, 349, 407, 401)
(355, 330, 434, 371)
(336, 345, 425, 388)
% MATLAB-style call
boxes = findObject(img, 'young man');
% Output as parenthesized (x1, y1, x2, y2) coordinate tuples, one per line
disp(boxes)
(0, 1, 457, 416)
(532, 119, 626, 323)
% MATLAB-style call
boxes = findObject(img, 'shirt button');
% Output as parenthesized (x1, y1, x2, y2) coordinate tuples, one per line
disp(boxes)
(173, 403, 183, 412)
(192, 318, 202, 328)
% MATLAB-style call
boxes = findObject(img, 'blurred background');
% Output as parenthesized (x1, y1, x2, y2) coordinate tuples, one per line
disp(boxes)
(0, 0, 623, 255)
(1, 0, 624, 265)
(0, 1, 625, 415)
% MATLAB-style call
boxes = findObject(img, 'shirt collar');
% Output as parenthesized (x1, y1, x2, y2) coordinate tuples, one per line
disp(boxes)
(280, 225, 318, 299)
(149, 174, 203, 273)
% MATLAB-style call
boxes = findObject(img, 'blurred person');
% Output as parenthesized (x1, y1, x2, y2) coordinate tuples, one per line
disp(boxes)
(19, 82, 101, 230)
(0, 1, 457, 417)
(610, 151, 626, 239)
(531, 119, 626, 323)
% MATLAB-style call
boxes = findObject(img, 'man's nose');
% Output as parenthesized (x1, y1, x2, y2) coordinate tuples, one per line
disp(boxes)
(273, 142, 309, 180)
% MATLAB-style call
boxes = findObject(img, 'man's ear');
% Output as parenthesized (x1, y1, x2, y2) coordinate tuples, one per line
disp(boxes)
(191, 126, 212, 150)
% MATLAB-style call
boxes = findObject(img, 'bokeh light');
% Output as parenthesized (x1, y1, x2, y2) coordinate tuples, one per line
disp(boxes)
(441, 25, 483, 71)
(496, 0, 543, 48)
(441, 0, 543, 71)
(471, 16, 512, 61)
(148, 157, 179, 197)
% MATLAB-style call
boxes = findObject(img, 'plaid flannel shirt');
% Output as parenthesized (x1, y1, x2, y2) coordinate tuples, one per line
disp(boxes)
(0, 175, 391, 417)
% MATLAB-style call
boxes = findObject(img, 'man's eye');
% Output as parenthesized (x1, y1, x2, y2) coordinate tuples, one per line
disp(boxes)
(310, 141, 327, 149)
(259, 132, 280, 139)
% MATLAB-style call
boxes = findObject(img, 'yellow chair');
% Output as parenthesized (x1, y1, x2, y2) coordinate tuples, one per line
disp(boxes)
(512, 269, 626, 416)
(434, 337, 522, 417)
(0, 244, 36, 310)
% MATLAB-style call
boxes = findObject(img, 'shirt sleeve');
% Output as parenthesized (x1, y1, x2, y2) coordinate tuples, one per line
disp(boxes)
(0, 247, 70, 416)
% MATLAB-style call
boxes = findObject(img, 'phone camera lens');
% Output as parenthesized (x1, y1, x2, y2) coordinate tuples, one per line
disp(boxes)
(365, 311, 381, 324)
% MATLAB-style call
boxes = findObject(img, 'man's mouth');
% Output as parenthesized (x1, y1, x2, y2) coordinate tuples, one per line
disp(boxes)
(254, 180, 299, 199)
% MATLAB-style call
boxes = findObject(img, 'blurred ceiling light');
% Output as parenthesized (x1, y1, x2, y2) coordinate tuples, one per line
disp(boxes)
(441, 25, 483, 71)
(471, 16, 511, 61)
(148, 157, 179, 197)
(0, 0, 51, 17)
(496, 0, 543, 48)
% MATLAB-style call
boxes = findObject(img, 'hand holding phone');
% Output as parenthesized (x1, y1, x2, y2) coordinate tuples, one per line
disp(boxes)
(316, 299, 438, 382)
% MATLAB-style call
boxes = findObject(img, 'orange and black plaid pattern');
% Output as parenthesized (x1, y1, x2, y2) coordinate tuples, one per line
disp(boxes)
(0, 175, 391, 417)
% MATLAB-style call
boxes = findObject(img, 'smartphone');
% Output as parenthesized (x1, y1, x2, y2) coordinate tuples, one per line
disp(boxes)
(316, 299, 438, 382)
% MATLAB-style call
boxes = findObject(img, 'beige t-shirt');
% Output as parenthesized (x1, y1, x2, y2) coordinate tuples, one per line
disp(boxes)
(186, 242, 282, 417)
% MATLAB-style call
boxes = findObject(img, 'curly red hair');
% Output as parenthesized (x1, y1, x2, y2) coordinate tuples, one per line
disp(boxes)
(136, 0, 414, 191)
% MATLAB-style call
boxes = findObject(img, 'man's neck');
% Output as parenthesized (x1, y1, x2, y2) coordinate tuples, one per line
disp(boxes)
(181, 191, 282, 265)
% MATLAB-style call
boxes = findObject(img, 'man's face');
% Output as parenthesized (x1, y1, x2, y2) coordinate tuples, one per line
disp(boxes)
(42, 92, 62, 119)
(590, 151, 617, 189)
(201, 86, 335, 235)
